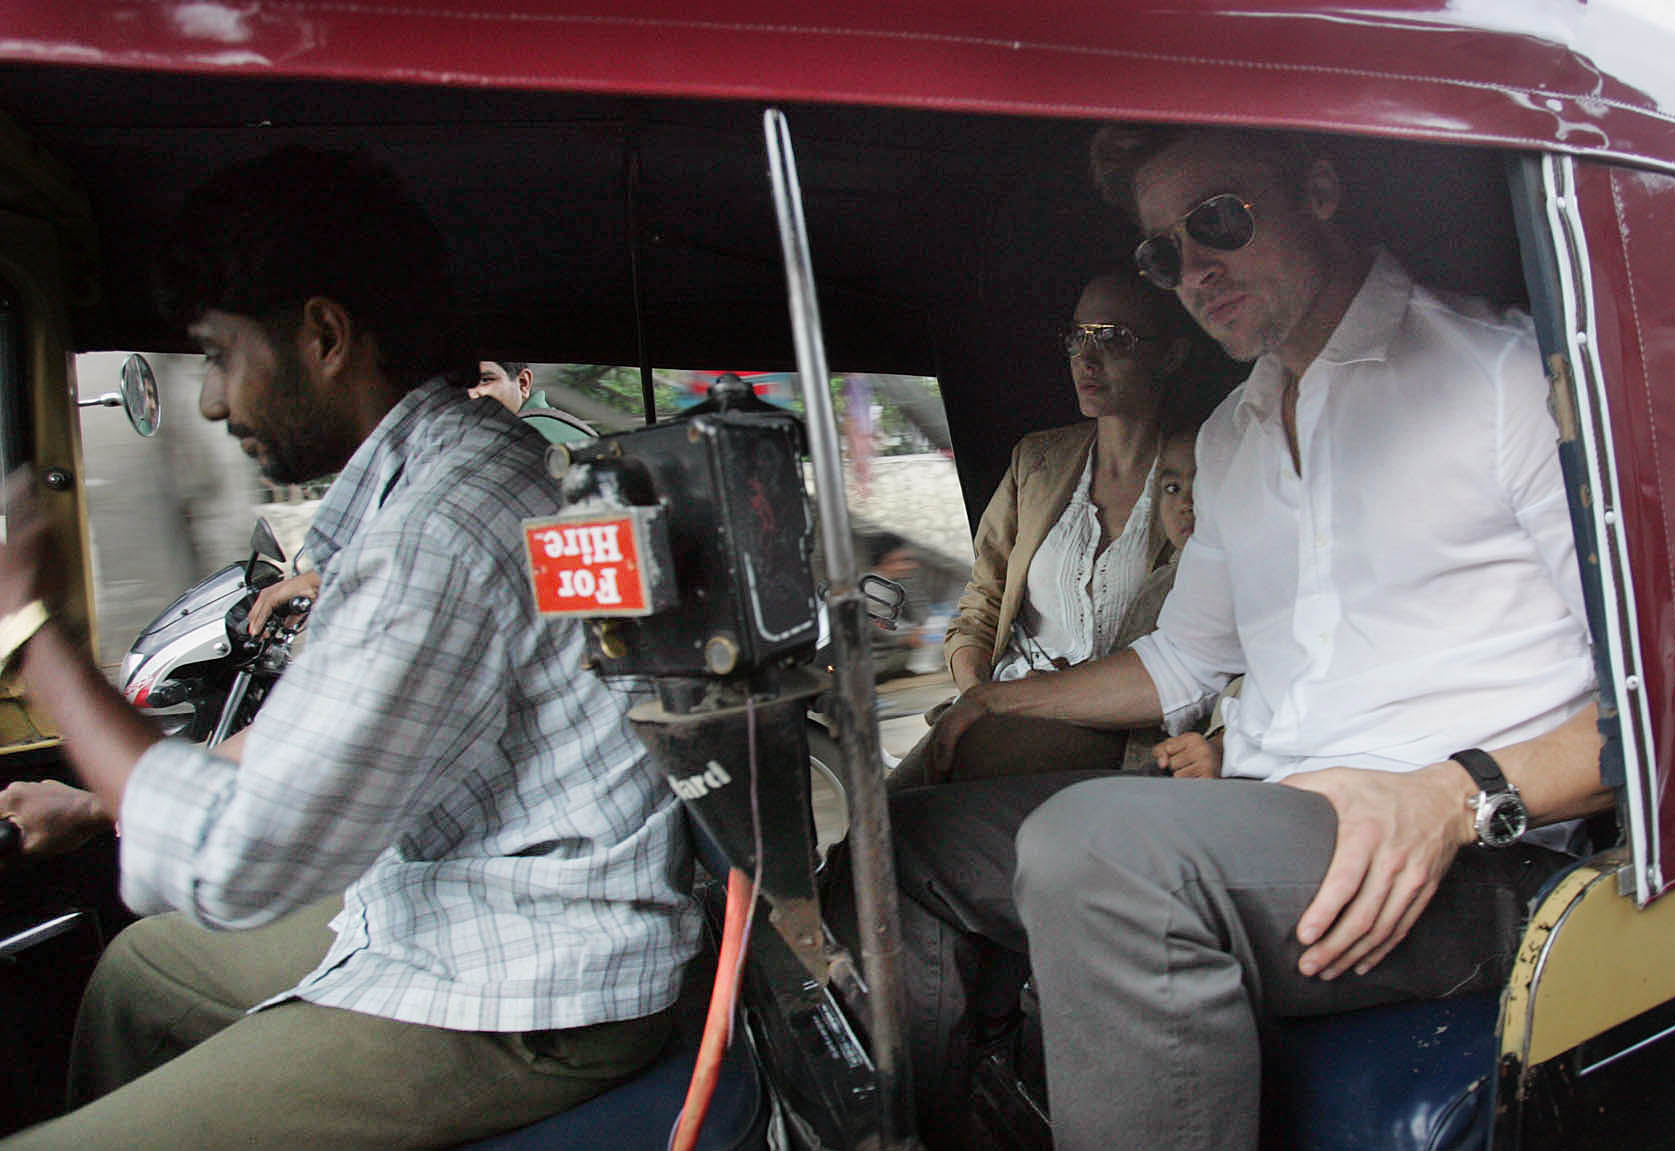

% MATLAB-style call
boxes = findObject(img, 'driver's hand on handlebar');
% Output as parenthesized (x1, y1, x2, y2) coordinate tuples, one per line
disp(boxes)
(0, 779, 112, 857)
(247, 570, 321, 635)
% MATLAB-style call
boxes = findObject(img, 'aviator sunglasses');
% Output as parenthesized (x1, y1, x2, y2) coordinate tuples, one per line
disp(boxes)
(1133, 192, 1258, 290)
(1062, 323, 1155, 359)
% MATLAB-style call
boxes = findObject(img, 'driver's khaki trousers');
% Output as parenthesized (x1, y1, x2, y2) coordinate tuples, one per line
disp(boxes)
(1, 896, 672, 1150)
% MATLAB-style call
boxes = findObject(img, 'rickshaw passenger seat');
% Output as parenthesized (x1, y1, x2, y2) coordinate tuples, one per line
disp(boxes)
(1259, 990, 1499, 1151)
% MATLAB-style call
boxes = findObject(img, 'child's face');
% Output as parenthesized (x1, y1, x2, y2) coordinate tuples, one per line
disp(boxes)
(1158, 434, 1197, 550)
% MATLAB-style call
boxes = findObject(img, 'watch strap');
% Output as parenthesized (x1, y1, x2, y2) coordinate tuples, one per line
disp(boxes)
(1449, 747, 1509, 795)
(0, 599, 50, 671)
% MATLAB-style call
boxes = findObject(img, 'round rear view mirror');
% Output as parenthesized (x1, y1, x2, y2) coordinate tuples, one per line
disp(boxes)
(119, 353, 161, 437)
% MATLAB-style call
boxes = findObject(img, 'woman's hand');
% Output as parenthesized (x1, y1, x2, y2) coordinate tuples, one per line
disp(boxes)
(247, 570, 322, 635)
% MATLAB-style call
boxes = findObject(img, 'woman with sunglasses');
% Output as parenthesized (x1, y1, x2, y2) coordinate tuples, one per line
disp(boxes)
(890, 270, 1227, 788)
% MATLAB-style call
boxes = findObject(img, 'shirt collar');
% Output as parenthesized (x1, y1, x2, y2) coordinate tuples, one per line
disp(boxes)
(304, 378, 465, 568)
(1236, 247, 1411, 420)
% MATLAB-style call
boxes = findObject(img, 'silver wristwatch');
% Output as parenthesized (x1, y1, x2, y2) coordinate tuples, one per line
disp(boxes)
(1450, 747, 1528, 848)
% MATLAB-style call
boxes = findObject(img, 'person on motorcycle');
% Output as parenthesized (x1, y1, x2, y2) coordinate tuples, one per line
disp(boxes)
(0, 146, 698, 1150)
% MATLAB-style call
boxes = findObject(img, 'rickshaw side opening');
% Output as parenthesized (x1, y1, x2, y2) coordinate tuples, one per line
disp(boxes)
(0, 5, 1673, 1150)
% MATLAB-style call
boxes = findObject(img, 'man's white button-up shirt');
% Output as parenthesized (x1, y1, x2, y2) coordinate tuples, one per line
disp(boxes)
(1132, 251, 1595, 781)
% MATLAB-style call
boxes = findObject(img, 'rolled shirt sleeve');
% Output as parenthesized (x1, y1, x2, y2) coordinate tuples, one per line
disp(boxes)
(1130, 523, 1241, 734)
(119, 520, 504, 928)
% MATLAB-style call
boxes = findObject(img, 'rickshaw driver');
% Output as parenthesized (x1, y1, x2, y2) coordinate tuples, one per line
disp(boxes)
(913, 125, 1611, 1151)
(0, 147, 700, 1151)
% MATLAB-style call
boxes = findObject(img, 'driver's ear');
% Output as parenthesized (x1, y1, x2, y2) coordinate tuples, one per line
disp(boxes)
(517, 368, 534, 400)
(300, 296, 353, 379)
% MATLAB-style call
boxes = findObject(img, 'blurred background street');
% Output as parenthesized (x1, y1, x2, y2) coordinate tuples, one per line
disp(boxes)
(77, 352, 292, 675)
(75, 355, 973, 729)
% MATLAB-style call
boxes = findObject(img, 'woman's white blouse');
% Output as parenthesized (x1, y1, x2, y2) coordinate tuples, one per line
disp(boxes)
(993, 452, 1156, 682)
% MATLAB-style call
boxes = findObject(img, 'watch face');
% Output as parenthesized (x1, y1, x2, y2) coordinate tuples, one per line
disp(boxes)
(1478, 792, 1529, 848)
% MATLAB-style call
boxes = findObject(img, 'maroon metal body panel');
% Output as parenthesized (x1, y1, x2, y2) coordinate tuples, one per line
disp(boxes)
(1577, 160, 1675, 871)
(2, 2, 1673, 168)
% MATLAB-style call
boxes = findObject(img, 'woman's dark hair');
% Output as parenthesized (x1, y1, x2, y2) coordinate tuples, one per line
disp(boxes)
(158, 146, 466, 390)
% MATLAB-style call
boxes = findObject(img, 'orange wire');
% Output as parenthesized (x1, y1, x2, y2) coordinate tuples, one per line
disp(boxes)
(670, 866, 755, 1151)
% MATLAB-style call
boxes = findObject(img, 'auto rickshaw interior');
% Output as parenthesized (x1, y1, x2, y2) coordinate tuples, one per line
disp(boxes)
(0, 59, 1633, 1151)
(0, 64, 1533, 519)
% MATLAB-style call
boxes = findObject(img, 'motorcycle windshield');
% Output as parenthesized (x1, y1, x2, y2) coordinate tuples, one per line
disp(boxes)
(129, 562, 250, 652)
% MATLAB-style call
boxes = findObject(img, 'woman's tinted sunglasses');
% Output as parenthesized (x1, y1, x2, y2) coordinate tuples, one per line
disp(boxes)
(1133, 192, 1257, 290)
(1062, 323, 1155, 358)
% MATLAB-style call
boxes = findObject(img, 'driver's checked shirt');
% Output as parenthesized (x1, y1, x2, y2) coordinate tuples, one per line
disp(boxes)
(120, 380, 699, 1031)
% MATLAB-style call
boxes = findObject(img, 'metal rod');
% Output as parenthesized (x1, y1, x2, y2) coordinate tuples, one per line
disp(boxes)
(764, 106, 919, 1151)
(208, 668, 253, 749)
(624, 119, 657, 425)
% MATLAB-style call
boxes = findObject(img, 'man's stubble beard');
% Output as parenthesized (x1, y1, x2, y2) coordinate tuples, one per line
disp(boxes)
(258, 341, 360, 484)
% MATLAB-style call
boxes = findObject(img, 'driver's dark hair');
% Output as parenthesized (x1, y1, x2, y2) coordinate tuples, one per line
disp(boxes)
(1090, 124, 1322, 224)
(158, 146, 466, 390)
(491, 361, 531, 378)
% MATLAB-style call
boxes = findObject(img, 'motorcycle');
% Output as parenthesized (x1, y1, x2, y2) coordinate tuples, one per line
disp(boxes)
(119, 519, 313, 748)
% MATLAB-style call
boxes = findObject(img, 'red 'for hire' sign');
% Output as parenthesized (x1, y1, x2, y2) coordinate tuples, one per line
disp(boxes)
(524, 515, 650, 615)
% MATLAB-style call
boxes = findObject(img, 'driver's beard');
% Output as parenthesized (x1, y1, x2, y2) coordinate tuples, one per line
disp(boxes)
(258, 339, 361, 485)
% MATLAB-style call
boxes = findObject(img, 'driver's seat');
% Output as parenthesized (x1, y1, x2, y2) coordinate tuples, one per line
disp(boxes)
(459, 1013, 768, 1151)
(454, 821, 771, 1151)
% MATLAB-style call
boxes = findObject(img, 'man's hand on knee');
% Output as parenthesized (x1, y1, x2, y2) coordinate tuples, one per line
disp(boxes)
(926, 689, 994, 783)
(1281, 763, 1476, 980)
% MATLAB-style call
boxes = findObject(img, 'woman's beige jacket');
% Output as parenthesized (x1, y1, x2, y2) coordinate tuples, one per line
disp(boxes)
(944, 421, 1168, 676)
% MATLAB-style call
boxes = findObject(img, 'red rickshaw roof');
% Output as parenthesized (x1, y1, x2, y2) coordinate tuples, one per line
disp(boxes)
(3, 1, 1673, 169)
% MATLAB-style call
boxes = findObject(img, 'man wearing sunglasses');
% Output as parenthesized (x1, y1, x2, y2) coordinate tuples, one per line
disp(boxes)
(906, 125, 1607, 1151)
